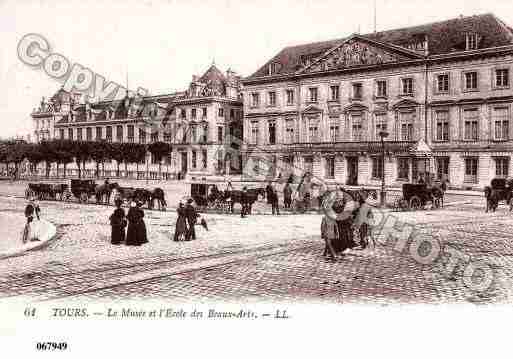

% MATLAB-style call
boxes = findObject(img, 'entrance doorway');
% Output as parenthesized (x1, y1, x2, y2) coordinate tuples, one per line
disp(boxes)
(412, 158, 430, 183)
(347, 157, 358, 185)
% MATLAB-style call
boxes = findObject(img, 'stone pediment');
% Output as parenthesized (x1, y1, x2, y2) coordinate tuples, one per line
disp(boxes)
(302, 104, 323, 114)
(392, 98, 420, 110)
(344, 102, 368, 113)
(299, 35, 421, 74)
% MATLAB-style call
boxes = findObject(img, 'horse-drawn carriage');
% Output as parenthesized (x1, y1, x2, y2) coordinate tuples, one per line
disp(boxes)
(25, 182, 70, 201)
(484, 178, 513, 212)
(393, 182, 444, 211)
(70, 179, 97, 203)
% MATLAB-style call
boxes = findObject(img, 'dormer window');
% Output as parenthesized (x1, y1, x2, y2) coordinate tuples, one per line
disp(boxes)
(269, 62, 279, 75)
(466, 33, 478, 50)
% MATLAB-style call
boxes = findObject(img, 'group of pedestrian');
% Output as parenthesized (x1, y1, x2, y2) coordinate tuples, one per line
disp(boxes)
(110, 199, 148, 246)
(173, 198, 200, 241)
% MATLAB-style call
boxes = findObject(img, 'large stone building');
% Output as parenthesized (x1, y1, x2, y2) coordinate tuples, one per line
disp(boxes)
(241, 13, 513, 189)
(31, 64, 243, 179)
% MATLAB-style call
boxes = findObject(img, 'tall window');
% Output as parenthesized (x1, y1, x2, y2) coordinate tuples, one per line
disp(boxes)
(230, 109, 235, 119)
(180, 109, 186, 118)
(401, 78, 414, 95)
(251, 93, 260, 107)
(192, 150, 197, 168)
(116, 125, 123, 142)
(151, 132, 159, 143)
(202, 107, 207, 118)
(77, 128, 83, 141)
(127, 125, 134, 142)
(285, 119, 294, 144)
(202, 124, 208, 143)
(436, 157, 449, 181)
(191, 108, 196, 119)
(495, 157, 509, 178)
(496, 69, 510, 88)
(268, 121, 276, 144)
(217, 126, 223, 143)
(86, 127, 92, 141)
(437, 74, 449, 93)
(59, 129, 64, 139)
(308, 118, 319, 142)
(330, 85, 339, 101)
(106, 126, 112, 142)
(218, 108, 224, 117)
(494, 107, 509, 140)
(398, 158, 409, 180)
(308, 88, 318, 102)
(268, 91, 276, 106)
(466, 33, 478, 50)
(325, 157, 335, 179)
(95, 127, 102, 140)
(465, 72, 478, 90)
(163, 132, 172, 142)
(68, 128, 73, 140)
(286, 89, 294, 105)
(464, 157, 478, 183)
(202, 150, 207, 169)
(352, 83, 362, 99)
(330, 121, 339, 142)
(435, 111, 449, 141)
(375, 114, 387, 140)
(376, 80, 387, 98)
(304, 156, 313, 174)
(372, 157, 383, 179)
(400, 111, 414, 141)
(352, 115, 363, 141)
(251, 121, 259, 144)
(191, 125, 197, 143)
(463, 109, 479, 140)
(138, 128, 146, 144)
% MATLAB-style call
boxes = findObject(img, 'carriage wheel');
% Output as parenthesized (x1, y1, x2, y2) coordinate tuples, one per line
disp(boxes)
(80, 193, 88, 203)
(410, 196, 422, 210)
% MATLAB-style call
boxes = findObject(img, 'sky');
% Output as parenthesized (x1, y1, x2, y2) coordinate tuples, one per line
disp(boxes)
(1, 0, 512, 139)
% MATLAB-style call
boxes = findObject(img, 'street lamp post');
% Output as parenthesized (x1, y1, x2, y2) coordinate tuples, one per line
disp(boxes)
(378, 130, 389, 207)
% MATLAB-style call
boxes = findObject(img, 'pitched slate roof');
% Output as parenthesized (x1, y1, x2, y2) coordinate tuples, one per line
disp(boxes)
(247, 13, 513, 80)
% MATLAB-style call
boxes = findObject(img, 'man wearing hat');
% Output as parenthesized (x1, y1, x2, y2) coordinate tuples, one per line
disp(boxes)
(185, 198, 198, 240)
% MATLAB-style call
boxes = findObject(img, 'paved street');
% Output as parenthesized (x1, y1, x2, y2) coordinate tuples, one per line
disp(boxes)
(0, 184, 512, 305)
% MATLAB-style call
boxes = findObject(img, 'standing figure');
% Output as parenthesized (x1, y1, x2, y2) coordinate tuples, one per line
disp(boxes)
(269, 184, 280, 215)
(174, 202, 188, 241)
(283, 182, 292, 209)
(241, 186, 249, 218)
(265, 182, 273, 206)
(136, 201, 148, 245)
(185, 199, 198, 240)
(22, 197, 41, 244)
(109, 199, 126, 245)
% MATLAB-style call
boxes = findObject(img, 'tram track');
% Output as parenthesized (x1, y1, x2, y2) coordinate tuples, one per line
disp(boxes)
(39, 213, 513, 301)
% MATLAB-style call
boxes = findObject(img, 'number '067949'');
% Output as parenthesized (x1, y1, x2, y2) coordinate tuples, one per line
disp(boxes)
(36, 342, 68, 351)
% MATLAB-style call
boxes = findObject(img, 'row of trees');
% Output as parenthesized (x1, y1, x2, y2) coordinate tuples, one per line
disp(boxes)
(0, 139, 173, 179)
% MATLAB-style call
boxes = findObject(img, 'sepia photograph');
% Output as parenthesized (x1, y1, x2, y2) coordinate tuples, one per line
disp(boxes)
(1, 0, 513, 357)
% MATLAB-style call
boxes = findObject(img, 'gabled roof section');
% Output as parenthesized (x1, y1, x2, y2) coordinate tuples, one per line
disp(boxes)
(199, 63, 226, 83)
(246, 13, 513, 80)
(298, 35, 423, 74)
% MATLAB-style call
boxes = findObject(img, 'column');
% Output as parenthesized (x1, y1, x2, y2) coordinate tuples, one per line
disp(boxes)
(335, 154, 345, 183)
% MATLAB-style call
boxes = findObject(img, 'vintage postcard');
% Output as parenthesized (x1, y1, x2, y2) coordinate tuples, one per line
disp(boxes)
(0, 0, 512, 357)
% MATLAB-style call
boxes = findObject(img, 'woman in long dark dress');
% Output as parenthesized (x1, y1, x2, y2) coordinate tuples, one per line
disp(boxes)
(126, 201, 140, 246)
(135, 201, 148, 245)
(174, 202, 188, 241)
(109, 199, 126, 245)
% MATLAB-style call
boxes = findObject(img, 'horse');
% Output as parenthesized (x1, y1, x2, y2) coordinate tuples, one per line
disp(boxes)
(484, 186, 500, 213)
(114, 186, 136, 204)
(134, 188, 152, 208)
(226, 188, 265, 214)
(95, 182, 118, 205)
(151, 188, 167, 211)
